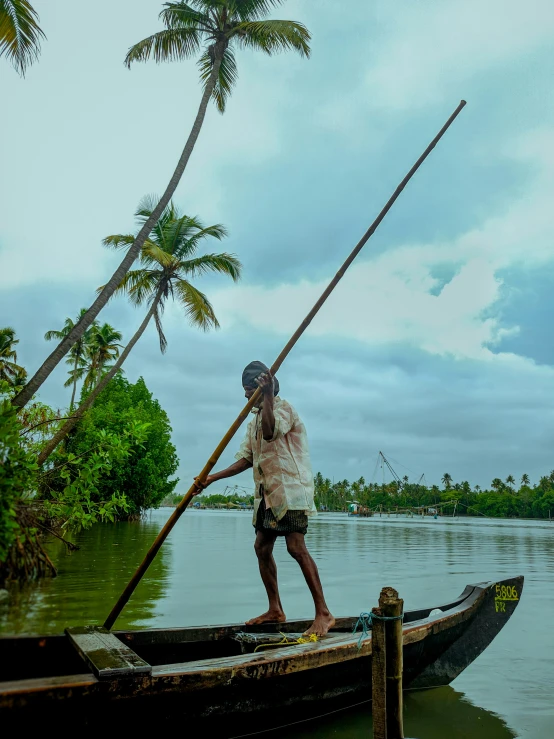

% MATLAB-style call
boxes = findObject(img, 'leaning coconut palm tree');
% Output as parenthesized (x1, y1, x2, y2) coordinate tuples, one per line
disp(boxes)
(0, 0, 45, 75)
(37, 198, 241, 465)
(0, 327, 25, 384)
(63, 357, 88, 404)
(13, 0, 310, 410)
(82, 323, 123, 391)
(45, 309, 98, 410)
(62, 323, 124, 400)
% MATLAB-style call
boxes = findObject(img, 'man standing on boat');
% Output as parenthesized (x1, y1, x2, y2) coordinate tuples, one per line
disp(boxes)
(194, 361, 335, 637)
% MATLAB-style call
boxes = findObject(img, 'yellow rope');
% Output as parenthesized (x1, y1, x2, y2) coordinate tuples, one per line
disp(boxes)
(253, 632, 319, 652)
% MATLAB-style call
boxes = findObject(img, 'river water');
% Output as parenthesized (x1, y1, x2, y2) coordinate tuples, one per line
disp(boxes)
(1, 509, 553, 738)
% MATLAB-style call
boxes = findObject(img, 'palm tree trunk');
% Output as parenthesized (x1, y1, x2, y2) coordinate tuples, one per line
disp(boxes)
(69, 354, 78, 412)
(89, 354, 99, 391)
(13, 49, 224, 410)
(37, 290, 163, 466)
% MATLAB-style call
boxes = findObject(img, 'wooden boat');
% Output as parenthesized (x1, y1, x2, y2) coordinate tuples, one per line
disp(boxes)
(0, 575, 523, 735)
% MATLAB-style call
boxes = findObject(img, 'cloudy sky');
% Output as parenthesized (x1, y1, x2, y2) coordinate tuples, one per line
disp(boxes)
(2, 0, 554, 492)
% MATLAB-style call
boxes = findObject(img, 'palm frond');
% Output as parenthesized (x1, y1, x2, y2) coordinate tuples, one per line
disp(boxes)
(152, 210, 175, 250)
(10, 367, 27, 391)
(160, 2, 213, 31)
(0, 326, 17, 341)
(164, 214, 221, 256)
(102, 233, 136, 250)
(234, 19, 311, 57)
(170, 212, 205, 234)
(0, 360, 24, 380)
(233, 1, 287, 21)
(153, 302, 168, 354)
(44, 328, 63, 341)
(89, 324, 124, 360)
(173, 223, 228, 259)
(191, 0, 286, 21)
(186, 0, 227, 13)
(178, 252, 242, 281)
(0, 327, 19, 363)
(141, 242, 180, 270)
(125, 26, 202, 68)
(0, 0, 46, 76)
(97, 269, 160, 306)
(198, 44, 238, 113)
(175, 280, 220, 331)
(134, 194, 159, 220)
(64, 352, 87, 369)
(124, 271, 162, 307)
(134, 196, 177, 246)
(64, 366, 87, 388)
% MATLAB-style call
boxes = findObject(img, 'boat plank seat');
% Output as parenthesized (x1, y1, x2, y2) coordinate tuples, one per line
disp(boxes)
(65, 626, 151, 680)
(152, 632, 365, 678)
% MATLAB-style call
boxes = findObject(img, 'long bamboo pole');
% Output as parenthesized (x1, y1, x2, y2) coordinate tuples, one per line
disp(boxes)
(103, 99, 466, 630)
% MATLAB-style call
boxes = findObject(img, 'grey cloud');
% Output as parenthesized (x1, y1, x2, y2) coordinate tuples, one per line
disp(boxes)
(3, 280, 554, 495)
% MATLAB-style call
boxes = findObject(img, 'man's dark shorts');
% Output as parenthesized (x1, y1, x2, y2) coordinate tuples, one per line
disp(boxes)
(254, 497, 308, 536)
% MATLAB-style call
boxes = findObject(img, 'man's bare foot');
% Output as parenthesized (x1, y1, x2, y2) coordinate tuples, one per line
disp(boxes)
(303, 612, 335, 637)
(245, 609, 286, 626)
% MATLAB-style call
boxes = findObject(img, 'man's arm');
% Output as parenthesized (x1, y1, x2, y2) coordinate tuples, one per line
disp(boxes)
(193, 457, 253, 495)
(256, 371, 276, 441)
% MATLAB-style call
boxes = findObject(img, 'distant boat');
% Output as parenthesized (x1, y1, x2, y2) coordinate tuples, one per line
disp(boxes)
(0, 576, 523, 733)
(348, 502, 373, 517)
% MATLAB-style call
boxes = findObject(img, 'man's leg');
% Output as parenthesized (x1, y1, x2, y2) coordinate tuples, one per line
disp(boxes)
(285, 533, 335, 636)
(245, 528, 286, 625)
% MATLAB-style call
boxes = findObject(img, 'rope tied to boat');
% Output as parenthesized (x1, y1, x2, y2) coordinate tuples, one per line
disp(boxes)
(353, 610, 404, 650)
(253, 632, 319, 652)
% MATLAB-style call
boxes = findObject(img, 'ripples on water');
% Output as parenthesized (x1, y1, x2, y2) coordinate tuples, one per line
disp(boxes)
(1, 509, 552, 738)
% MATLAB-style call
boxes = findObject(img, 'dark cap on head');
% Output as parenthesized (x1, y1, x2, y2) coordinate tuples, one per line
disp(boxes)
(242, 361, 279, 396)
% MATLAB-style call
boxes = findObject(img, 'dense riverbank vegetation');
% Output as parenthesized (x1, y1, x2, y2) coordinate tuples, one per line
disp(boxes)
(48, 375, 179, 517)
(0, 365, 175, 586)
(0, 325, 178, 586)
(175, 471, 554, 520)
(311, 472, 554, 519)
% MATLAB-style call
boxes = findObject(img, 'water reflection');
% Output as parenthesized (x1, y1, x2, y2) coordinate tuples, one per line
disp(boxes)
(256, 687, 516, 739)
(0, 515, 172, 633)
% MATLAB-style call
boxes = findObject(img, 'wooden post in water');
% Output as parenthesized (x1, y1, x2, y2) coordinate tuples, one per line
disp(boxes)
(372, 587, 404, 739)
(371, 603, 388, 739)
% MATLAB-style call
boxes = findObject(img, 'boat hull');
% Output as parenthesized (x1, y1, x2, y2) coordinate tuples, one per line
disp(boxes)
(0, 576, 523, 733)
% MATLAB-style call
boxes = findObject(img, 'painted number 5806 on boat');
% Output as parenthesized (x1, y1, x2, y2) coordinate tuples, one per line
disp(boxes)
(494, 584, 519, 612)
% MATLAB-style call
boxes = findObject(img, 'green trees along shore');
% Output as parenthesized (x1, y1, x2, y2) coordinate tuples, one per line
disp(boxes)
(193, 471, 554, 521)
(310, 472, 554, 520)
